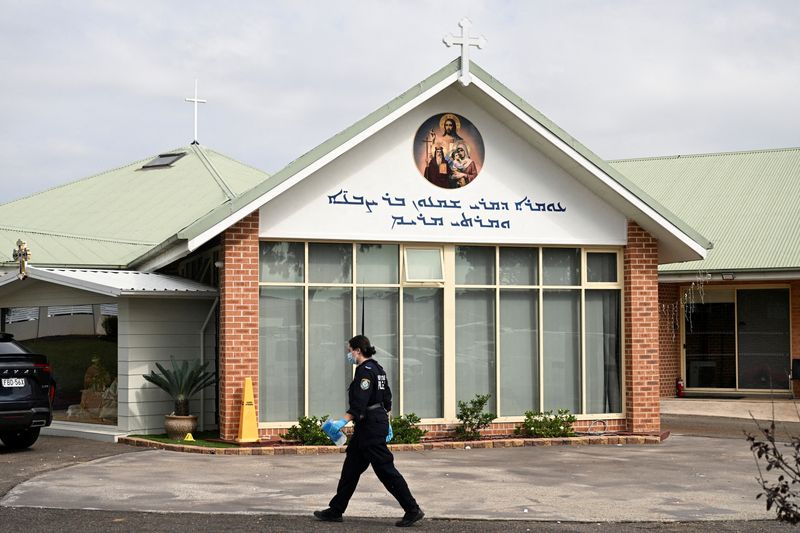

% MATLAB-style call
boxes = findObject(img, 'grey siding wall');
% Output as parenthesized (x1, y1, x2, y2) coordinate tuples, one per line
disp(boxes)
(118, 298, 217, 434)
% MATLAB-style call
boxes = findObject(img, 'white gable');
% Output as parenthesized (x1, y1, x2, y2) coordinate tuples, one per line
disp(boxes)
(260, 86, 626, 245)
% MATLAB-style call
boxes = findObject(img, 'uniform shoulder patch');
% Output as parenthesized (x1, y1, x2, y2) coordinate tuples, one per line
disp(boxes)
(364, 365, 373, 370)
(360, 378, 371, 390)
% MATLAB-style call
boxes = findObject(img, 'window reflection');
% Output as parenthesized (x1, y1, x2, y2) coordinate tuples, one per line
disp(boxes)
(5, 304, 118, 426)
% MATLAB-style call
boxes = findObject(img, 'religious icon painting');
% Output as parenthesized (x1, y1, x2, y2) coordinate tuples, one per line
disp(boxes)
(414, 113, 485, 189)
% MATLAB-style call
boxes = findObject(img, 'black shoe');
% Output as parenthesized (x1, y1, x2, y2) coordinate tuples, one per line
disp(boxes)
(395, 508, 424, 527)
(314, 508, 343, 522)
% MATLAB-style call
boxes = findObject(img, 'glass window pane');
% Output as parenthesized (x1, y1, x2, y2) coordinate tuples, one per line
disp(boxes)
(259, 288, 304, 422)
(456, 289, 496, 413)
(587, 253, 617, 283)
(260, 242, 304, 283)
(500, 247, 538, 285)
(737, 289, 790, 390)
(405, 248, 443, 281)
(403, 288, 443, 418)
(542, 248, 580, 285)
(357, 288, 399, 399)
(309, 243, 351, 283)
(357, 244, 398, 284)
(543, 290, 580, 412)
(585, 290, 621, 413)
(455, 246, 495, 285)
(16, 304, 119, 426)
(308, 288, 352, 417)
(500, 290, 539, 415)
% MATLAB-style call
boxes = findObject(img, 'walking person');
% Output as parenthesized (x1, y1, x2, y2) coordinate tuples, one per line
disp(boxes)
(314, 335, 425, 527)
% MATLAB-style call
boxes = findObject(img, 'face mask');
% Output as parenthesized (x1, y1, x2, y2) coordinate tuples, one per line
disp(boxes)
(346, 351, 356, 365)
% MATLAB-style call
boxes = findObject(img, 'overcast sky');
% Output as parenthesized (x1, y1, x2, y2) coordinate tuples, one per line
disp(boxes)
(1, 1, 798, 204)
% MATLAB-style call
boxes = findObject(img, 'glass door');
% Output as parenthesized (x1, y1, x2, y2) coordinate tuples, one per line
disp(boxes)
(684, 290, 736, 389)
(737, 289, 790, 390)
(683, 287, 791, 391)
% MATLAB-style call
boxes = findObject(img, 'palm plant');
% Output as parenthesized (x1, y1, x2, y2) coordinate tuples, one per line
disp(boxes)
(143, 356, 217, 416)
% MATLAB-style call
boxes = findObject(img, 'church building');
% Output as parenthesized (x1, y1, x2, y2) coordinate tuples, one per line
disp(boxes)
(1, 37, 796, 442)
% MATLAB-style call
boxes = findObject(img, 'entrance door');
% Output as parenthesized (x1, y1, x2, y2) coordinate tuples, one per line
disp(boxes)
(737, 289, 790, 390)
(684, 290, 736, 389)
(683, 287, 791, 391)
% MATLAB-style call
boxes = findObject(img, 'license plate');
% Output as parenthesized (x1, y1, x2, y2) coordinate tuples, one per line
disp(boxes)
(2, 378, 25, 387)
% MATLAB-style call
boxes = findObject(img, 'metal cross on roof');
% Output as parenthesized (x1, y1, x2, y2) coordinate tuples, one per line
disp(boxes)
(443, 18, 487, 86)
(185, 79, 207, 144)
(12, 239, 30, 280)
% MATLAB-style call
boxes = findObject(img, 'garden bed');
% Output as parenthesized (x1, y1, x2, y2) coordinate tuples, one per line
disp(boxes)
(118, 431, 667, 455)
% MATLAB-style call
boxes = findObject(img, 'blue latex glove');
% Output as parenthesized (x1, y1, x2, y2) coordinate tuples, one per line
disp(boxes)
(386, 421, 394, 443)
(322, 419, 347, 446)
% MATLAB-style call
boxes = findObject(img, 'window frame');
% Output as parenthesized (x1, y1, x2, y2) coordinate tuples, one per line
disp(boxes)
(258, 241, 625, 427)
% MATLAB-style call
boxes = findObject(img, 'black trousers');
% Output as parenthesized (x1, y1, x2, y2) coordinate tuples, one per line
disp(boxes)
(329, 420, 418, 514)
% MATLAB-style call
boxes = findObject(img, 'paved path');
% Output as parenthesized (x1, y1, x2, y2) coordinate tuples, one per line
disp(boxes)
(1, 434, 774, 522)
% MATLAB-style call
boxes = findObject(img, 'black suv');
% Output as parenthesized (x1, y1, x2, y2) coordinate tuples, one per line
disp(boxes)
(0, 333, 55, 449)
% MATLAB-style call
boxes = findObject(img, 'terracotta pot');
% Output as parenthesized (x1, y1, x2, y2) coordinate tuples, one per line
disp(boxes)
(164, 414, 197, 440)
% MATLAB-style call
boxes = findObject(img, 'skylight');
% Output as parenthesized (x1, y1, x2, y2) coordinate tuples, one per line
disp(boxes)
(142, 152, 186, 169)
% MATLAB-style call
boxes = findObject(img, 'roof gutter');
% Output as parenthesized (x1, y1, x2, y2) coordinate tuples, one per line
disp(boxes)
(128, 235, 189, 272)
(660, 270, 800, 283)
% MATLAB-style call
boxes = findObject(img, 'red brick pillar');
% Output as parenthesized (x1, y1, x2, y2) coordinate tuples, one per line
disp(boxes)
(624, 221, 660, 434)
(659, 284, 680, 397)
(219, 211, 260, 441)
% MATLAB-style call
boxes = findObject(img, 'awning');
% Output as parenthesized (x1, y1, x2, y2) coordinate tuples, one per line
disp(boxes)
(0, 267, 217, 298)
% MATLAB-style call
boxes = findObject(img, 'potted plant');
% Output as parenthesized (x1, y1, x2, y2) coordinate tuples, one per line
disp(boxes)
(143, 356, 217, 440)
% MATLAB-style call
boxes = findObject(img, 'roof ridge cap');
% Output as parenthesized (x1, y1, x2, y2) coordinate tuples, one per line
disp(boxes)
(190, 144, 236, 200)
(609, 146, 800, 164)
(0, 224, 156, 246)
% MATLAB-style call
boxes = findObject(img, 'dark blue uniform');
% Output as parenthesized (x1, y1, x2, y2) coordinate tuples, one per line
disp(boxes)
(328, 358, 419, 515)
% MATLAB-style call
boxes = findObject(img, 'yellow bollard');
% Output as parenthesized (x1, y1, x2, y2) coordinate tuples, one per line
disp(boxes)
(237, 377, 259, 443)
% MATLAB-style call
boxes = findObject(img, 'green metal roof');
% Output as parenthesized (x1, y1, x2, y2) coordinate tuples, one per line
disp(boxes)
(610, 147, 800, 273)
(0, 144, 269, 267)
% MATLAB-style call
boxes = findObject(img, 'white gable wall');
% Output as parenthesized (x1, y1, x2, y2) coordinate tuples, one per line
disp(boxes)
(261, 86, 627, 244)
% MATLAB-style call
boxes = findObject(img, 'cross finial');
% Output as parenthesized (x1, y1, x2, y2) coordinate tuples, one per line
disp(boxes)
(12, 239, 30, 280)
(185, 79, 207, 144)
(443, 18, 487, 86)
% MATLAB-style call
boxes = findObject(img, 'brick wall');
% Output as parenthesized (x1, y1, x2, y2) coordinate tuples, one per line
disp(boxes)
(792, 281, 800, 364)
(659, 284, 680, 397)
(219, 211, 260, 442)
(624, 221, 660, 434)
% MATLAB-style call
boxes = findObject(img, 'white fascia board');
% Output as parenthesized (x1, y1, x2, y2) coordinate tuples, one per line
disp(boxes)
(118, 291, 217, 298)
(470, 77, 708, 261)
(30, 268, 121, 297)
(186, 72, 461, 252)
(134, 241, 191, 273)
(0, 273, 19, 289)
(660, 270, 800, 283)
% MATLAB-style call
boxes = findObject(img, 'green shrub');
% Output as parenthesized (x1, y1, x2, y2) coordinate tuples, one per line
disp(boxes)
(281, 415, 333, 445)
(391, 413, 427, 444)
(454, 394, 495, 440)
(514, 409, 577, 438)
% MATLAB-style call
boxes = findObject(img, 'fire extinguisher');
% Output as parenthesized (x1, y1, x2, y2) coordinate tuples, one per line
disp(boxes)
(676, 376, 685, 398)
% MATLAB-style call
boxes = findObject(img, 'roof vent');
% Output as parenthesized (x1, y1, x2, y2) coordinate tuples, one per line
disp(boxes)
(142, 152, 187, 169)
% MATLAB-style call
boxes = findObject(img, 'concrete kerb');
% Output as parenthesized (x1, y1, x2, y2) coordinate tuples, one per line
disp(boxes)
(118, 433, 663, 455)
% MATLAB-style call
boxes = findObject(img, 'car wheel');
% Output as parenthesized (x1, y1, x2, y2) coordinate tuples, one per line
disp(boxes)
(0, 427, 41, 449)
